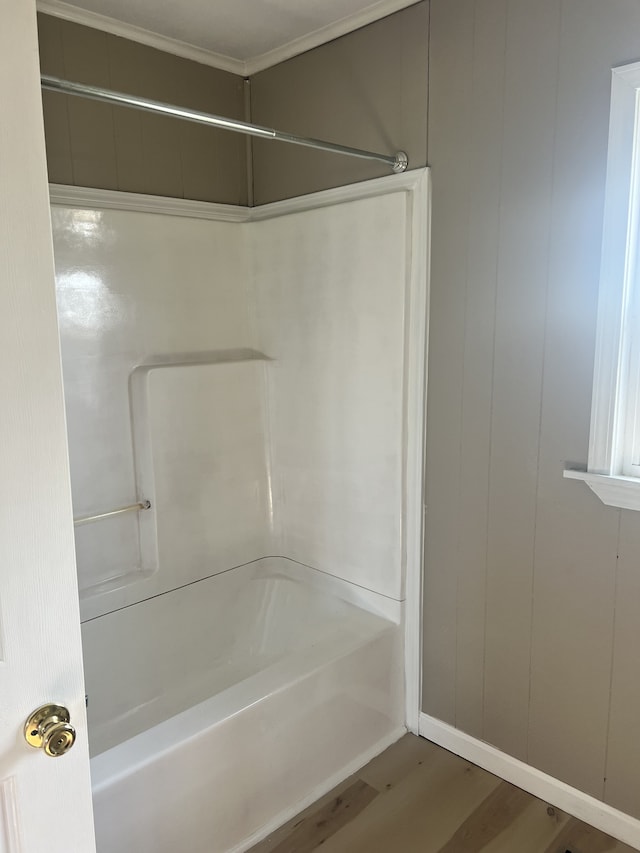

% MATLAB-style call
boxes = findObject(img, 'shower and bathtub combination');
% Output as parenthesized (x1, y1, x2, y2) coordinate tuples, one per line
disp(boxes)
(51, 152, 429, 850)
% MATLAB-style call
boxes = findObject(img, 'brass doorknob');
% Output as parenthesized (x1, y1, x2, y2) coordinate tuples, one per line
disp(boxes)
(24, 704, 76, 757)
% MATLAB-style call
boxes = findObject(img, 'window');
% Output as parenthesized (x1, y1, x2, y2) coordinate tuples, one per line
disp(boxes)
(565, 61, 640, 510)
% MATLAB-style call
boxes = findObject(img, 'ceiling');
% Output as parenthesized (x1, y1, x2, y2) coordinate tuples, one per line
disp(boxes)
(37, 0, 420, 75)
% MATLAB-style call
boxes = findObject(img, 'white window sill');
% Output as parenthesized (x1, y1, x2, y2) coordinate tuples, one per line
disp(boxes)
(564, 468, 640, 511)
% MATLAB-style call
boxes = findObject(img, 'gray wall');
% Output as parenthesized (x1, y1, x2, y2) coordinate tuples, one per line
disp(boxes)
(38, 14, 248, 204)
(423, 0, 640, 820)
(250, 2, 429, 204)
(38, 6, 428, 206)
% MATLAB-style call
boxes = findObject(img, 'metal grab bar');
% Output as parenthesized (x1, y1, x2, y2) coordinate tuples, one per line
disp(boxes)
(73, 500, 151, 527)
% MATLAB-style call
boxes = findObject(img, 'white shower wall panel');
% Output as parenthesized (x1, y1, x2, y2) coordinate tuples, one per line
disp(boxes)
(51, 207, 260, 619)
(252, 193, 409, 601)
(147, 362, 271, 586)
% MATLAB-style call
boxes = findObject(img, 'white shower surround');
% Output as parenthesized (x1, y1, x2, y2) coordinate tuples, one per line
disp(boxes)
(52, 167, 428, 712)
(50, 170, 429, 851)
(52, 172, 428, 624)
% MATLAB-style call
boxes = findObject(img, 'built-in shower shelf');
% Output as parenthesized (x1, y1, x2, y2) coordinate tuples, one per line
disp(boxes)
(133, 348, 271, 372)
(78, 565, 157, 615)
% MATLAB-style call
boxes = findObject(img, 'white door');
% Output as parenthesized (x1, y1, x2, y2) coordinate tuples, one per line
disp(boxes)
(0, 2, 96, 851)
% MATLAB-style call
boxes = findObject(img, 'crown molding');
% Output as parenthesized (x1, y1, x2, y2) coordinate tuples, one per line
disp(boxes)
(244, 0, 421, 75)
(36, 0, 247, 76)
(37, 0, 421, 77)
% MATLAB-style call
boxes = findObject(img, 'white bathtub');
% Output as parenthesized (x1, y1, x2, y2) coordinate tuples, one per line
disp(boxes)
(83, 558, 404, 853)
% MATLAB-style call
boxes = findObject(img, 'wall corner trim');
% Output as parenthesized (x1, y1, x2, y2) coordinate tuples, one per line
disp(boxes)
(37, 0, 423, 77)
(36, 0, 247, 75)
(418, 713, 640, 849)
(243, 0, 423, 75)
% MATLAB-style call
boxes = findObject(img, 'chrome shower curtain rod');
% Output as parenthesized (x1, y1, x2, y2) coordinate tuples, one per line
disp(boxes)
(40, 75, 409, 173)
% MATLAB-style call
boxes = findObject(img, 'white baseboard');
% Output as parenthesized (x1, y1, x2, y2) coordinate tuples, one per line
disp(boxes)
(230, 725, 407, 853)
(419, 713, 640, 850)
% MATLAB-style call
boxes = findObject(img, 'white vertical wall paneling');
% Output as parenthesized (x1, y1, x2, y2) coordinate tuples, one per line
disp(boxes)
(482, 0, 562, 761)
(422, 0, 475, 724)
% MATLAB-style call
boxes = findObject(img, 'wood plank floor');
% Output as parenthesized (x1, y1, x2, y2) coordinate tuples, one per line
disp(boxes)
(249, 735, 638, 853)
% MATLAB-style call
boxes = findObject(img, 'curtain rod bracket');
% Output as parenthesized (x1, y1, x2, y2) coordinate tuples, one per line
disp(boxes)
(393, 152, 409, 173)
